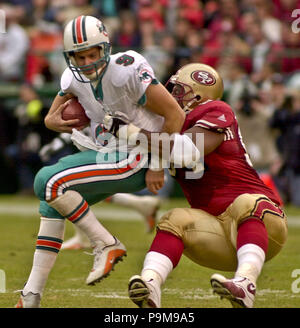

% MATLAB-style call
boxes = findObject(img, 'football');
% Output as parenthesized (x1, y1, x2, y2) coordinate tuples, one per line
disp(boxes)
(62, 98, 90, 127)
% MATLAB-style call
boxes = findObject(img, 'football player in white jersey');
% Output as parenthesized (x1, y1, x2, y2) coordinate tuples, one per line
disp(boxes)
(16, 15, 184, 308)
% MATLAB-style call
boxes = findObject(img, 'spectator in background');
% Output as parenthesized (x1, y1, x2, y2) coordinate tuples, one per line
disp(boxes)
(200, 18, 250, 72)
(184, 29, 204, 64)
(270, 92, 300, 206)
(243, 20, 273, 74)
(240, 10, 258, 37)
(235, 92, 280, 173)
(269, 73, 287, 111)
(171, 18, 195, 70)
(276, 23, 300, 74)
(250, 62, 278, 92)
(206, 0, 242, 40)
(137, 0, 166, 32)
(173, 18, 192, 48)
(31, 0, 58, 26)
(112, 10, 142, 50)
(4, 84, 56, 194)
(25, 21, 63, 86)
(54, 0, 96, 27)
(139, 18, 156, 49)
(254, 0, 282, 44)
(0, 4, 29, 82)
(223, 63, 257, 110)
(155, 32, 177, 83)
(177, 0, 204, 30)
(1, 0, 31, 26)
(91, 0, 120, 41)
(141, 38, 170, 82)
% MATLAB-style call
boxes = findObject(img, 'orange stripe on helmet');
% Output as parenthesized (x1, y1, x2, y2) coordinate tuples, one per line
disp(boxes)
(76, 16, 83, 44)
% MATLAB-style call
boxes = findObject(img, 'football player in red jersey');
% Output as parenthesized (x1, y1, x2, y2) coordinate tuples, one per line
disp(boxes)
(104, 63, 288, 308)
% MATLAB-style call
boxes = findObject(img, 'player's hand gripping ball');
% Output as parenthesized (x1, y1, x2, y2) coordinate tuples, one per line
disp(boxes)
(62, 98, 90, 128)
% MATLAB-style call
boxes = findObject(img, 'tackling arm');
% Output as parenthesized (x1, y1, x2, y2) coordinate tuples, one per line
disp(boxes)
(104, 116, 224, 165)
(144, 83, 185, 134)
(140, 82, 185, 191)
(140, 126, 224, 166)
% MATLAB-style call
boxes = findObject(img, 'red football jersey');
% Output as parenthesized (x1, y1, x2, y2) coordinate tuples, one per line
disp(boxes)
(174, 100, 280, 216)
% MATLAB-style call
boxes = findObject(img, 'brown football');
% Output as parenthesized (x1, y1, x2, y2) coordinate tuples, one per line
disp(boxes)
(62, 98, 90, 127)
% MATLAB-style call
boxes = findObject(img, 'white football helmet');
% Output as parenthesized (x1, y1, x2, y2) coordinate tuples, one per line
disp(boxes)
(166, 63, 224, 112)
(63, 15, 111, 83)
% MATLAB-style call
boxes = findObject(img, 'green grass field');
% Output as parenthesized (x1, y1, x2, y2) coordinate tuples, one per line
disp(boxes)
(0, 195, 300, 308)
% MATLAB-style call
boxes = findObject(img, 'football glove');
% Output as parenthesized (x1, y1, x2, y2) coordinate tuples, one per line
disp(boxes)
(103, 112, 141, 140)
(103, 114, 127, 138)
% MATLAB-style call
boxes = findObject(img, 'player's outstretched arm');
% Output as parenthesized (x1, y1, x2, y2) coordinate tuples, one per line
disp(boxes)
(144, 83, 185, 134)
(45, 93, 78, 133)
(184, 126, 224, 156)
(104, 116, 224, 165)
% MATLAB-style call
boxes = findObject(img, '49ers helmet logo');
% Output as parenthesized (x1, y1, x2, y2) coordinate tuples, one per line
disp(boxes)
(191, 70, 216, 85)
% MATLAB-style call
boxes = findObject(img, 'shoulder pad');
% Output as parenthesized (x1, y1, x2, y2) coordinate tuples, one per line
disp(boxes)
(109, 50, 149, 88)
(193, 100, 235, 132)
(60, 67, 74, 93)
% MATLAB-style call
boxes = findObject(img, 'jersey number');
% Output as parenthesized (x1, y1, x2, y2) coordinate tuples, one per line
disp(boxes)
(116, 54, 134, 66)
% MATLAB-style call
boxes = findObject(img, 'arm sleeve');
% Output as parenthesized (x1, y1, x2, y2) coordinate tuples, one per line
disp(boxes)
(60, 68, 74, 94)
(194, 105, 235, 133)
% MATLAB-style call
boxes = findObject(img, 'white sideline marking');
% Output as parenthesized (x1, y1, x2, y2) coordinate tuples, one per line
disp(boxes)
(0, 203, 163, 221)
(0, 203, 299, 226)
(31, 287, 300, 301)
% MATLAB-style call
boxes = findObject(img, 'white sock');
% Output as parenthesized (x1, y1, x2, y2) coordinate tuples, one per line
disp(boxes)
(141, 251, 173, 285)
(235, 243, 266, 284)
(70, 224, 90, 243)
(23, 217, 65, 296)
(49, 190, 114, 247)
(74, 210, 114, 247)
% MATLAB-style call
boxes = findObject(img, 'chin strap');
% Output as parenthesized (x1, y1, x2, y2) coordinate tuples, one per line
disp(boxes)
(183, 97, 199, 113)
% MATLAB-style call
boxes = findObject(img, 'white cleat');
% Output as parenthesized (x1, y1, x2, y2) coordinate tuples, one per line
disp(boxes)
(15, 291, 41, 308)
(61, 235, 91, 250)
(210, 273, 256, 308)
(134, 196, 161, 233)
(128, 275, 161, 308)
(86, 237, 127, 285)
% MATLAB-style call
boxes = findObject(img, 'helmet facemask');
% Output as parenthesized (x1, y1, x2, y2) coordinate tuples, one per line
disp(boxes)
(166, 75, 200, 112)
(64, 43, 111, 83)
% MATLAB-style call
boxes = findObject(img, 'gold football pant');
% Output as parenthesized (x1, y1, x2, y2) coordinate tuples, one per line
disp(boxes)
(158, 193, 288, 271)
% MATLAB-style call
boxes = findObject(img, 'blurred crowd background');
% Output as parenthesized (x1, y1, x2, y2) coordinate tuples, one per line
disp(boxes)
(0, 0, 299, 206)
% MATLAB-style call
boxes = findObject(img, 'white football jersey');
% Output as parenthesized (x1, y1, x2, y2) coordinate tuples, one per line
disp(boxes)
(60, 50, 164, 145)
